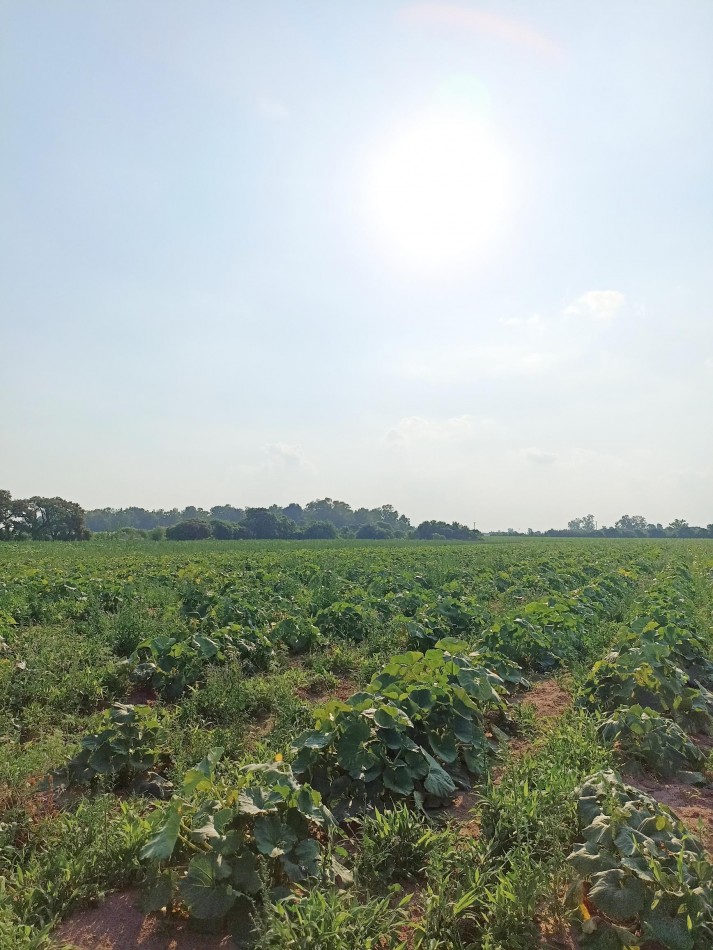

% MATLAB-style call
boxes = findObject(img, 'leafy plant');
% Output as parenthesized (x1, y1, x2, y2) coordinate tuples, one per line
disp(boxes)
(579, 640, 713, 734)
(257, 885, 410, 949)
(292, 640, 506, 817)
(57, 703, 171, 796)
(568, 770, 713, 949)
(598, 705, 706, 780)
(271, 617, 322, 654)
(314, 602, 373, 642)
(355, 803, 436, 886)
(140, 751, 334, 932)
(130, 625, 273, 698)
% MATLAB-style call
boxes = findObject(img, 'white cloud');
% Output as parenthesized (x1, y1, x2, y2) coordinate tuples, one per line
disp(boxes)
(256, 95, 289, 121)
(523, 447, 557, 465)
(384, 414, 496, 446)
(263, 442, 309, 471)
(564, 290, 626, 321)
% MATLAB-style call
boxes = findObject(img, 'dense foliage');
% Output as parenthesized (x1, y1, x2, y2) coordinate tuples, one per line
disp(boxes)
(0, 538, 711, 948)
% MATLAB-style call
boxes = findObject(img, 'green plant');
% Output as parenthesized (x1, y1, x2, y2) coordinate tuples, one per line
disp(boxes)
(292, 640, 505, 817)
(579, 641, 713, 734)
(271, 617, 322, 654)
(315, 602, 373, 642)
(355, 803, 436, 886)
(130, 625, 273, 698)
(599, 705, 706, 780)
(139, 752, 334, 930)
(57, 703, 172, 796)
(568, 770, 713, 948)
(257, 885, 410, 949)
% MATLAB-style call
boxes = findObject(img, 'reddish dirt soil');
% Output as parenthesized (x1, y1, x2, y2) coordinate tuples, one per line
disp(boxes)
(445, 788, 480, 838)
(125, 685, 159, 706)
(513, 678, 573, 720)
(626, 772, 713, 858)
(54, 892, 235, 950)
(537, 919, 578, 948)
(294, 678, 357, 704)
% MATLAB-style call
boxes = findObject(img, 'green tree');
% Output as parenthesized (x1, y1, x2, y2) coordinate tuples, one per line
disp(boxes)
(301, 520, 337, 539)
(11, 496, 87, 540)
(241, 508, 295, 539)
(0, 489, 12, 538)
(166, 519, 211, 540)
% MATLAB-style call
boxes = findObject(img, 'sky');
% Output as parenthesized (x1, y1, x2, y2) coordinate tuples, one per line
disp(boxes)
(1, 1, 712, 531)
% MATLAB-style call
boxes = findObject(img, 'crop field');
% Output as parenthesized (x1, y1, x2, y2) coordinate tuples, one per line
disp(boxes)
(1, 539, 713, 950)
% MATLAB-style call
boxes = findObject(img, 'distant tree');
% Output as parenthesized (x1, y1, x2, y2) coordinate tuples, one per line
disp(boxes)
(0, 490, 12, 538)
(568, 514, 596, 533)
(209, 519, 235, 540)
(304, 498, 355, 529)
(414, 520, 481, 541)
(282, 503, 305, 524)
(301, 520, 338, 539)
(666, 519, 694, 538)
(166, 520, 212, 541)
(241, 508, 295, 539)
(209, 505, 244, 524)
(181, 506, 210, 521)
(614, 514, 648, 536)
(355, 523, 390, 539)
(10, 496, 87, 540)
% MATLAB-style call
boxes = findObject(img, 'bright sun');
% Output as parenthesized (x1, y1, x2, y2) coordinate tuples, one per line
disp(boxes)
(364, 111, 515, 273)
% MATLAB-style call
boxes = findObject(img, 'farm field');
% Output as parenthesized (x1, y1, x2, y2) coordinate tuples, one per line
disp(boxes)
(1, 539, 713, 949)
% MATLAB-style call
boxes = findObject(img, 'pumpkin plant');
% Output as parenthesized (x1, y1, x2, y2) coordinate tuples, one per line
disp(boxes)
(291, 639, 506, 817)
(140, 751, 337, 934)
(58, 703, 172, 796)
(568, 770, 713, 949)
(598, 705, 706, 781)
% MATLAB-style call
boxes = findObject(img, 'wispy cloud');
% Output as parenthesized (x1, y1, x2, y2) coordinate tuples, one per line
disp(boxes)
(263, 442, 310, 472)
(397, 343, 568, 383)
(564, 290, 626, 321)
(256, 95, 290, 121)
(384, 414, 497, 447)
(523, 447, 557, 466)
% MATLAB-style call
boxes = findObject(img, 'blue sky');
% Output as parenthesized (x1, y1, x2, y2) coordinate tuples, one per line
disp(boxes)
(2, 1, 711, 530)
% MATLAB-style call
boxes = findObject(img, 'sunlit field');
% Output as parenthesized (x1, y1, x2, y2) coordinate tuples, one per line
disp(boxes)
(1, 538, 712, 949)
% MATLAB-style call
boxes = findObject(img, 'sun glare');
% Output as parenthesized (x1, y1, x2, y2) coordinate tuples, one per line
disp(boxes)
(364, 112, 515, 273)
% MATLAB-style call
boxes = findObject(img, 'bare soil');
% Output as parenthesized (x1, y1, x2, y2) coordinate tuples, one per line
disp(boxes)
(54, 892, 235, 950)
(513, 678, 573, 720)
(294, 678, 357, 704)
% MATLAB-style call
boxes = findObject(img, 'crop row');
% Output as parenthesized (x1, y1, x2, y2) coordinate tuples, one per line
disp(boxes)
(40, 558, 650, 936)
(567, 562, 713, 948)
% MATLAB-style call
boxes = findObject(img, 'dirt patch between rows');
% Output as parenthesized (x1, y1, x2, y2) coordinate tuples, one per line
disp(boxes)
(626, 772, 713, 859)
(513, 678, 573, 720)
(294, 678, 357, 705)
(54, 891, 234, 950)
(445, 788, 480, 839)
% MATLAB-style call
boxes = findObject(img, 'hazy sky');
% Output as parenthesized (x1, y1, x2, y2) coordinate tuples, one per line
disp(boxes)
(2, 1, 711, 530)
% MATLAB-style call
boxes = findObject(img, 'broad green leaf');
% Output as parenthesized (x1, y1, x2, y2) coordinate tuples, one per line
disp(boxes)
(382, 763, 415, 796)
(253, 814, 298, 858)
(588, 868, 647, 921)
(232, 850, 262, 895)
(140, 802, 181, 862)
(179, 853, 237, 919)
(422, 752, 456, 799)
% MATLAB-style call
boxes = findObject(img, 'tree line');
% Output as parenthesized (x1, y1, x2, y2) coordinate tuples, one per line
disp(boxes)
(0, 492, 481, 542)
(490, 513, 713, 539)
(2, 490, 711, 541)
